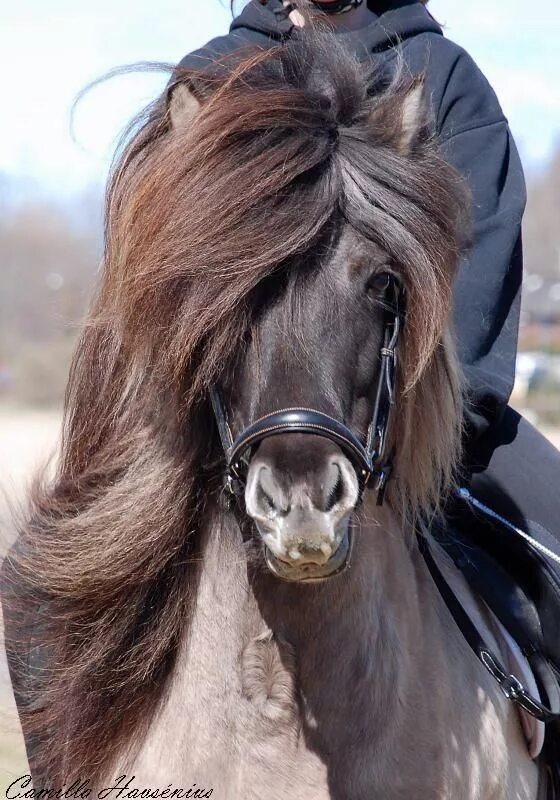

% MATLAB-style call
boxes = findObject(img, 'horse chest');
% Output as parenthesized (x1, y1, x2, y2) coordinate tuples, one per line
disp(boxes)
(127, 631, 493, 800)
(126, 617, 457, 800)
(124, 528, 538, 800)
(127, 618, 331, 797)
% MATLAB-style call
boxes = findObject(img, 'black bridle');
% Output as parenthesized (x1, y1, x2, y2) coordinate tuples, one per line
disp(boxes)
(210, 278, 402, 505)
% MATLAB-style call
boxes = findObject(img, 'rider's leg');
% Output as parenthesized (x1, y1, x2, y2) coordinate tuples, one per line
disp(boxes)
(464, 405, 559, 540)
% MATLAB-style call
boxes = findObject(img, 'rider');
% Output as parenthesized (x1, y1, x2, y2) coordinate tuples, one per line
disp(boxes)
(174, 0, 560, 545)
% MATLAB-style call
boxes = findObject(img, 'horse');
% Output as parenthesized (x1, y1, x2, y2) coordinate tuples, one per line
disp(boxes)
(1, 29, 540, 800)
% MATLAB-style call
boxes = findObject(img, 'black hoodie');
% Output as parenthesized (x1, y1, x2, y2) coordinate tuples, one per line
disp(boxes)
(177, 0, 526, 453)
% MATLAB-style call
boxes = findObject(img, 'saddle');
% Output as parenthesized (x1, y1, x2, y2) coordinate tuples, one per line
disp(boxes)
(418, 488, 560, 799)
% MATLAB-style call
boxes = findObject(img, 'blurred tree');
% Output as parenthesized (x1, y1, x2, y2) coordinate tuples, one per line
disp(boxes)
(522, 142, 560, 322)
(0, 185, 101, 406)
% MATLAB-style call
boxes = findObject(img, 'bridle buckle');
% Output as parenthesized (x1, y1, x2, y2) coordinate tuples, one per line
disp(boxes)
(225, 460, 246, 497)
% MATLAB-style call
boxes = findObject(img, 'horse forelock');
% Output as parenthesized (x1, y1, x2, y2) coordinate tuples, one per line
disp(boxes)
(4, 32, 468, 786)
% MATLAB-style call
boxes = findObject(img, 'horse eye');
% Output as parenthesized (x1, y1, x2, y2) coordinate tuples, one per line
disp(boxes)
(365, 271, 392, 296)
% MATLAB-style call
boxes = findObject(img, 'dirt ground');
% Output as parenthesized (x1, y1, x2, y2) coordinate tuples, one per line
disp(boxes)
(0, 407, 559, 789)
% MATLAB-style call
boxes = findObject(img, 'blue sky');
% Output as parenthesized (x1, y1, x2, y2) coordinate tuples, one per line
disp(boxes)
(1, 0, 559, 196)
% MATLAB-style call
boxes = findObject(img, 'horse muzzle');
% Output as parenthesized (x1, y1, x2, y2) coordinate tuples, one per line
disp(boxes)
(245, 452, 358, 582)
(263, 524, 353, 583)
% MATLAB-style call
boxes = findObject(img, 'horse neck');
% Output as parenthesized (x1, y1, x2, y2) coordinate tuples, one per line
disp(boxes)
(189, 494, 437, 768)
(236, 496, 429, 739)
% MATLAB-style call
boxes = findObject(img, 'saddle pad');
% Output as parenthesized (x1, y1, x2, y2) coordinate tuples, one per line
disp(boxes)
(435, 541, 545, 759)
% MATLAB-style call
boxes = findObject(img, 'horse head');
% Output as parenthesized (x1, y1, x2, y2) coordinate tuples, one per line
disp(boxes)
(166, 37, 468, 583)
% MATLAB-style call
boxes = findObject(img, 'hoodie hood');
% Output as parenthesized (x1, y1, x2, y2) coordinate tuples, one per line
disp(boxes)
(230, 1, 442, 52)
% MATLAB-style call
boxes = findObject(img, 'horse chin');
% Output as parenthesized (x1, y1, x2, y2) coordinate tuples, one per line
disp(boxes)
(263, 528, 353, 584)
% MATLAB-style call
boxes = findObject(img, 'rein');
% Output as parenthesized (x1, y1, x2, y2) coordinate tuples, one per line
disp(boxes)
(210, 277, 401, 505)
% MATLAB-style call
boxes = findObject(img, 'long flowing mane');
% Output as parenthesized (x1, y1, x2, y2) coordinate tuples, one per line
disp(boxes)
(1, 31, 467, 786)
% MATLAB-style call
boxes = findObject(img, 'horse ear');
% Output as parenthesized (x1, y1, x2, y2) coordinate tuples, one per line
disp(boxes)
(398, 77, 426, 155)
(168, 82, 201, 130)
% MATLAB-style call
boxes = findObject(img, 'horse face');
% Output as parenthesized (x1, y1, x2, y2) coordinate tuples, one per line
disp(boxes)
(229, 225, 396, 582)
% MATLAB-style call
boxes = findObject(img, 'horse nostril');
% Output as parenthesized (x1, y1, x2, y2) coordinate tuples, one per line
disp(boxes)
(246, 452, 358, 524)
(325, 464, 344, 512)
(249, 464, 289, 519)
(256, 482, 277, 515)
(323, 457, 359, 514)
